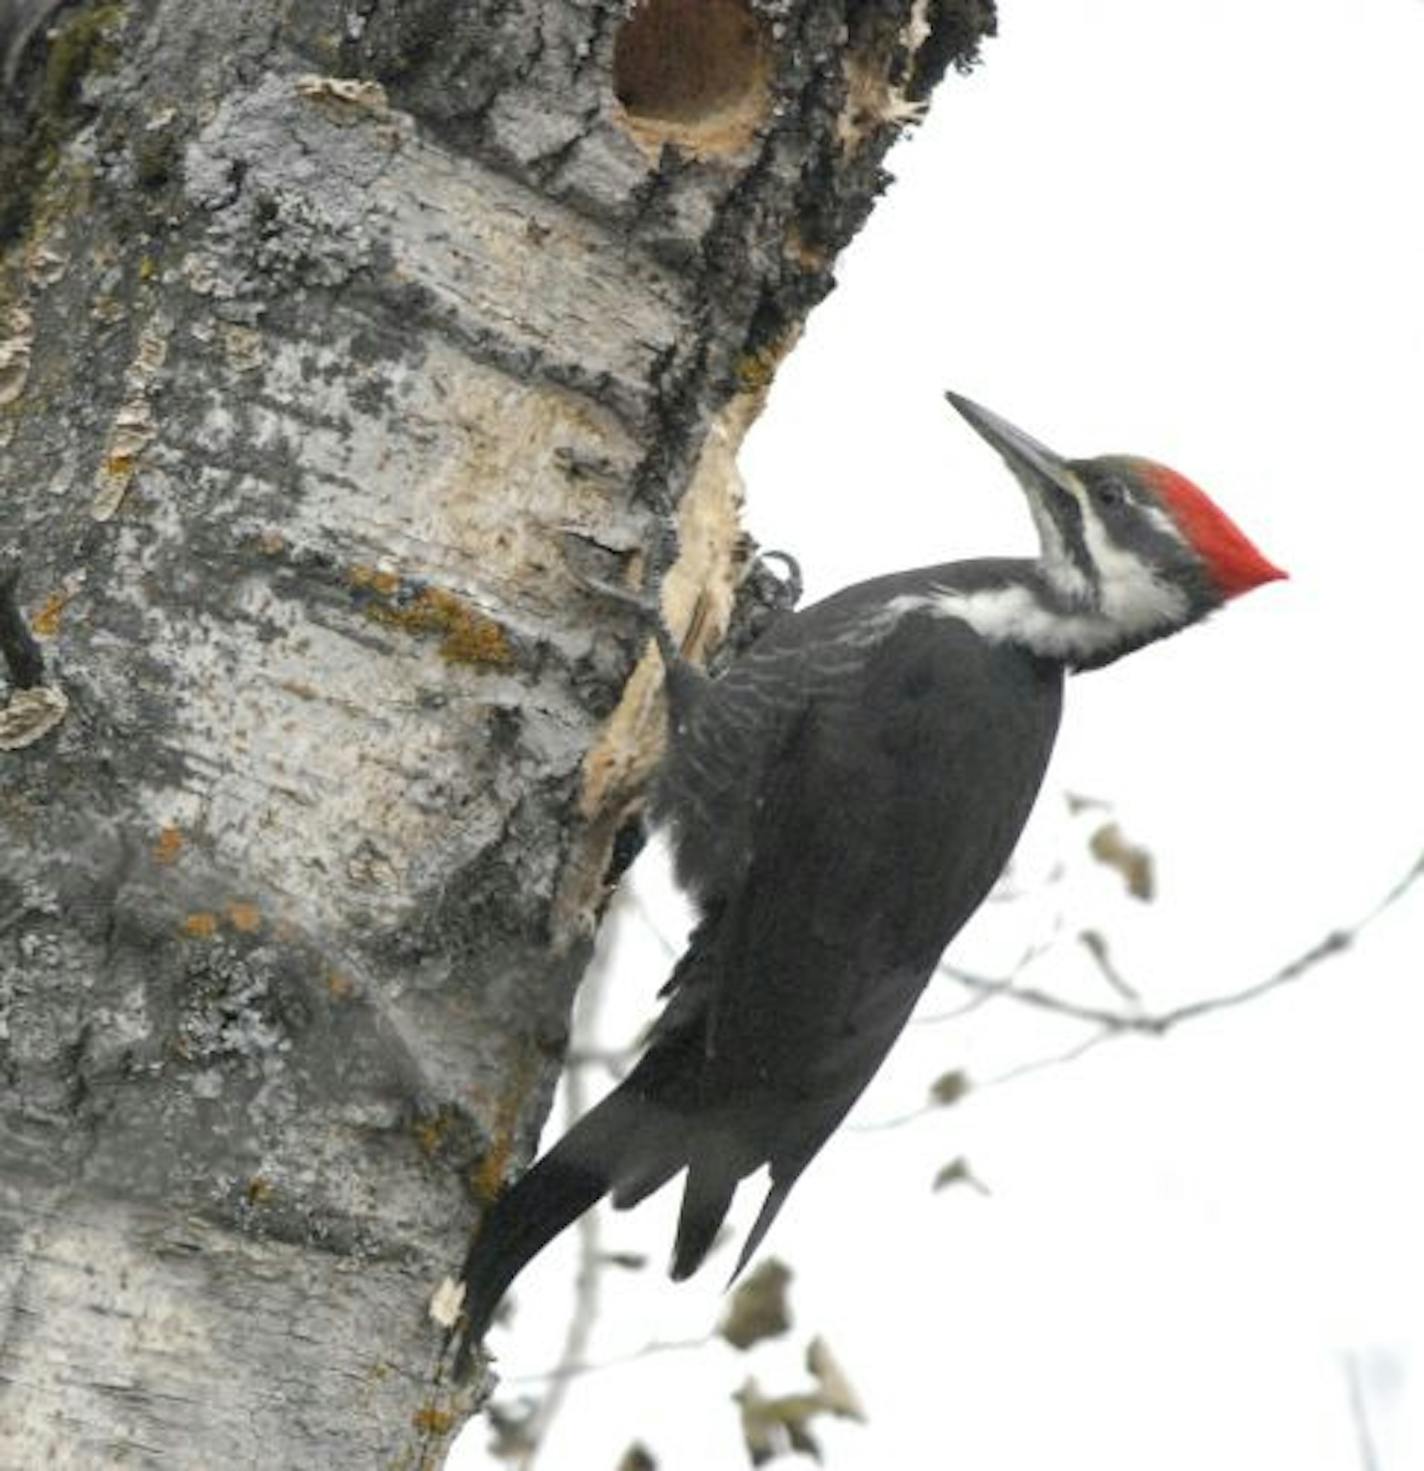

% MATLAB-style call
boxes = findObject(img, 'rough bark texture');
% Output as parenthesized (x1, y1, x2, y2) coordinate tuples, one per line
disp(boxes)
(0, 0, 995, 1463)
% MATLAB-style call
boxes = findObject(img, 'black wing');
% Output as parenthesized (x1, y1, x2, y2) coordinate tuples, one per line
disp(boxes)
(453, 604, 1061, 1372)
(657, 609, 1063, 1270)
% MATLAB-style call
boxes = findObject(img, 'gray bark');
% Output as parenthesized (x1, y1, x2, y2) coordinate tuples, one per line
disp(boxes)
(0, 0, 995, 1463)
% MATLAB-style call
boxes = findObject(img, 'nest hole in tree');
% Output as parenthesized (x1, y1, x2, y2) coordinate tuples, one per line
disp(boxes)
(613, 0, 772, 156)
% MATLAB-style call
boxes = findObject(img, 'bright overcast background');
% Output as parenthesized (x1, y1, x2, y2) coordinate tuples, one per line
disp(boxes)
(452, 1, 1424, 1466)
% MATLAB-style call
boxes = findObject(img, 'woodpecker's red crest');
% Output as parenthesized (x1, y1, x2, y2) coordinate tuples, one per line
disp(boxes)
(1127, 459, 1287, 599)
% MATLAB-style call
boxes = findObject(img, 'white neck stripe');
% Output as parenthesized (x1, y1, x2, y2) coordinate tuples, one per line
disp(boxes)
(888, 572, 1189, 663)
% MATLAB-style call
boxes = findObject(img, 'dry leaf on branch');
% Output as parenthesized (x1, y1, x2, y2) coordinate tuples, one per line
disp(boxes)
(1088, 820, 1156, 901)
(733, 1335, 866, 1465)
(720, 1257, 793, 1350)
(931, 1156, 990, 1195)
(928, 1068, 971, 1107)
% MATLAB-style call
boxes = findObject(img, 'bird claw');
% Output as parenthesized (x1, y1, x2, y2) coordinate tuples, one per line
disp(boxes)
(758, 550, 802, 603)
(557, 527, 678, 666)
(557, 526, 658, 617)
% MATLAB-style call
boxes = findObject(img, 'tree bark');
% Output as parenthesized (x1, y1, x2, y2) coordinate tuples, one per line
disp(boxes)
(0, 0, 995, 1463)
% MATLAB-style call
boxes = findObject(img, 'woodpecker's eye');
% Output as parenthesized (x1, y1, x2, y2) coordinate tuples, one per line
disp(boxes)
(1093, 480, 1127, 509)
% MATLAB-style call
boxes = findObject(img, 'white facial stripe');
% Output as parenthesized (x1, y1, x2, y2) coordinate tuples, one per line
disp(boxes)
(1027, 486, 1093, 603)
(881, 466, 1198, 663)
(925, 586, 1121, 660)
(1076, 497, 1191, 635)
(888, 568, 1189, 663)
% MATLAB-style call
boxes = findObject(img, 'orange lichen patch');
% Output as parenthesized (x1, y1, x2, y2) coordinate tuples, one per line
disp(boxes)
(412, 1110, 453, 1159)
(154, 824, 184, 866)
(613, 0, 773, 159)
(245, 1176, 275, 1205)
(784, 222, 828, 273)
(180, 911, 218, 939)
(472, 1133, 512, 1204)
(255, 529, 286, 556)
(30, 588, 75, 636)
(734, 323, 802, 400)
(438, 611, 511, 667)
(471, 1051, 539, 1203)
(735, 344, 781, 394)
(348, 562, 401, 597)
(411, 1404, 457, 1437)
(225, 900, 262, 933)
(364, 584, 513, 669)
(326, 971, 355, 1000)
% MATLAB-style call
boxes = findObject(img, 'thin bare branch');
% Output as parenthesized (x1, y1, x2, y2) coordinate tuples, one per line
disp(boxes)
(502, 1331, 716, 1389)
(914, 928, 1066, 1027)
(979, 1030, 1118, 1089)
(1079, 929, 1141, 1003)
(864, 850, 1424, 1130)
(627, 883, 689, 961)
(962, 849, 1423, 1039)
(515, 951, 613, 1470)
(1342, 1351, 1382, 1471)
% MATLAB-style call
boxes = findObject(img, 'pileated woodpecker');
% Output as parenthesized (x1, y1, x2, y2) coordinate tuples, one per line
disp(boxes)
(451, 392, 1284, 1372)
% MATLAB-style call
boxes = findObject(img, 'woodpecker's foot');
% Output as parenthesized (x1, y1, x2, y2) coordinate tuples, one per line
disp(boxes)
(558, 528, 680, 669)
(756, 549, 803, 609)
(708, 545, 803, 672)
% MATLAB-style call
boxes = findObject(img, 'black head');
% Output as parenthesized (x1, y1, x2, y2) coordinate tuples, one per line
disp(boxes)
(945, 391, 1285, 667)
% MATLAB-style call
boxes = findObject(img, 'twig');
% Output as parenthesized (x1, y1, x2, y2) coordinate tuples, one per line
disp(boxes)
(502, 1331, 715, 1388)
(960, 849, 1423, 1039)
(627, 883, 689, 961)
(909, 980, 1006, 1027)
(515, 949, 613, 1470)
(1079, 929, 1141, 1003)
(1342, 1351, 1382, 1471)
(946, 974, 1138, 1032)
(913, 931, 1064, 1027)
(864, 850, 1424, 1129)
(978, 1030, 1117, 1088)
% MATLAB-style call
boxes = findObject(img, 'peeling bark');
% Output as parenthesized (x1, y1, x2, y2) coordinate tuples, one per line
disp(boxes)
(0, 0, 995, 1462)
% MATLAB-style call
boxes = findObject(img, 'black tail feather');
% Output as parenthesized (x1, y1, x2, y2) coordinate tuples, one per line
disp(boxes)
(451, 1026, 806, 1374)
(608, 1149, 684, 1211)
(670, 1146, 739, 1281)
(452, 1142, 606, 1378)
(452, 1051, 704, 1376)
(451, 1085, 644, 1377)
(729, 1168, 800, 1283)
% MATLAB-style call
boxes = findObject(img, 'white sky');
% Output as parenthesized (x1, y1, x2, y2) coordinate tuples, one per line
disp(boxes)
(452, 2, 1424, 1466)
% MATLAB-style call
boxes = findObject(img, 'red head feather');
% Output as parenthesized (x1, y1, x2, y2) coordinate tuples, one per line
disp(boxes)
(1137, 462, 1287, 599)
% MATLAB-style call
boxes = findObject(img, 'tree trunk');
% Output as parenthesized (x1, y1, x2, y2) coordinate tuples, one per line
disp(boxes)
(0, 0, 995, 1463)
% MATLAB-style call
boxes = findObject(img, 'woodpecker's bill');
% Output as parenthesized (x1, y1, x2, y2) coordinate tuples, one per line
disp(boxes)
(452, 392, 1284, 1373)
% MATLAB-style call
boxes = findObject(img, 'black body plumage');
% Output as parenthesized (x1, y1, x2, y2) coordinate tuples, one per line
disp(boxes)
(454, 563, 1062, 1365)
(451, 394, 1283, 1373)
